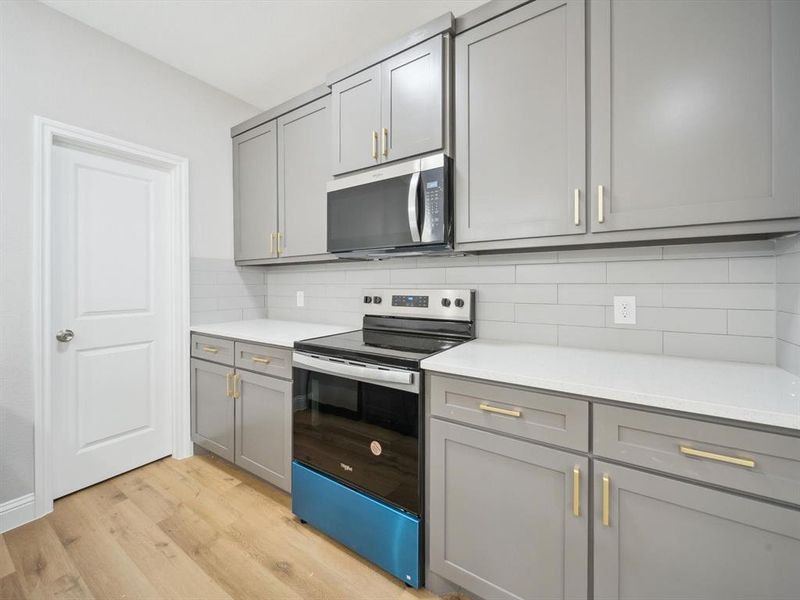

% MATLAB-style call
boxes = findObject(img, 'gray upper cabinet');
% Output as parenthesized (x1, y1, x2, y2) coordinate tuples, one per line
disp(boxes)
(380, 35, 444, 163)
(191, 358, 235, 462)
(590, 0, 800, 232)
(234, 369, 292, 492)
(330, 66, 381, 175)
(331, 35, 447, 175)
(455, 0, 586, 244)
(233, 121, 278, 261)
(429, 418, 588, 600)
(593, 461, 800, 600)
(278, 95, 331, 258)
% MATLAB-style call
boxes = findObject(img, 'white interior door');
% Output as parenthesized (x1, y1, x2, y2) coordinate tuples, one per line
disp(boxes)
(52, 142, 173, 498)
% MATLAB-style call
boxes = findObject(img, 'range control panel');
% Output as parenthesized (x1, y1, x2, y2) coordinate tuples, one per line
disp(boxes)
(363, 289, 475, 322)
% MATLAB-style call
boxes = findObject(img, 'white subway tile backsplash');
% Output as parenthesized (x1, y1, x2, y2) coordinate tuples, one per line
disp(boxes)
(517, 262, 606, 283)
(728, 310, 776, 337)
(608, 258, 728, 283)
(729, 257, 775, 283)
(558, 284, 662, 307)
(663, 332, 775, 365)
(516, 303, 605, 327)
(478, 321, 558, 345)
(446, 265, 515, 284)
(662, 284, 775, 309)
(604, 307, 727, 335)
(777, 340, 800, 375)
(557, 326, 663, 354)
(190, 237, 797, 369)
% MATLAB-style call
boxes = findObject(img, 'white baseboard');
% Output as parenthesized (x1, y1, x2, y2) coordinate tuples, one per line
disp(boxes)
(0, 493, 36, 534)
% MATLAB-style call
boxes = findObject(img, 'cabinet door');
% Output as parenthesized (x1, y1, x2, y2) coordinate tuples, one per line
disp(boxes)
(234, 369, 292, 492)
(455, 0, 586, 244)
(590, 0, 800, 232)
(278, 95, 330, 258)
(233, 121, 278, 260)
(330, 65, 381, 175)
(429, 419, 588, 600)
(380, 35, 444, 163)
(594, 461, 800, 600)
(190, 359, 234, 461)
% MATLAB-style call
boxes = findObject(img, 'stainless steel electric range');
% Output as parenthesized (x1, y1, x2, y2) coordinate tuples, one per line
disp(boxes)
(290, 288, 475, 588)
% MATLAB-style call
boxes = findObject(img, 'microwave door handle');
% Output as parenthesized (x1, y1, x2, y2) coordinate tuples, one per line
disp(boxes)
(407, 171, 421, 243)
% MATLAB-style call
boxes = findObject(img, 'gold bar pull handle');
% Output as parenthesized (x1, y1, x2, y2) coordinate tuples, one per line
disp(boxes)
(270, 232, 276, 256)
(478, 403, 521, 418)
(225, 372, 233, 398)
(232, 373, 240, 399)
(602, 474, 610, 527)
(572, 466, 580, 517)
(679, 446, 755, 468)
(371, 130, 378, 160)
(202, 345, 219, 354)
(573, 188, 581, 226)
(251, 356, 271, 365)
(277, 231, 283, 257)
(381, 127, 388, 157)
(598, 185, 605, 224)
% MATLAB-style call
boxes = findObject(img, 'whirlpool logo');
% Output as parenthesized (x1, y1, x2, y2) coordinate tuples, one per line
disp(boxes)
(339, 462, 353, 472)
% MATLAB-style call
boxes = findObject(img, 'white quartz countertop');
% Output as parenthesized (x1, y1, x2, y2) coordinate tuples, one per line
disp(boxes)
(190, 319, 354, 349)
(421, 339, 800, 431)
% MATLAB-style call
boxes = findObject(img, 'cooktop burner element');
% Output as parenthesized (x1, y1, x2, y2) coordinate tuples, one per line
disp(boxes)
(294, 288, 475, 369)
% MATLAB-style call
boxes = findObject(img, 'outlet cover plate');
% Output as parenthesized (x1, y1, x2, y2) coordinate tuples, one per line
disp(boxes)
(296, 291, 305, 307)
(613, 296, 636, 324)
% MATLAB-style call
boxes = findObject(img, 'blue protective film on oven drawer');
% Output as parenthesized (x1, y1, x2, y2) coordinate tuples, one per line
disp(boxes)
(291, 461, 421, 588)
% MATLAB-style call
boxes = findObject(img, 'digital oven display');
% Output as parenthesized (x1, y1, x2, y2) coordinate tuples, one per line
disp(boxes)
(392, 295, 429, 308)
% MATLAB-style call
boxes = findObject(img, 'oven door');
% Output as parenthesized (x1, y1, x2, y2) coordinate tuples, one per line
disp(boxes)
(326, 154, 448, 254)
(292, 352, 421, 515)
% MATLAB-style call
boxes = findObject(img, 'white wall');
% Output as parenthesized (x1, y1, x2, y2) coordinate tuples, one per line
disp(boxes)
(0, 0, 258, 503)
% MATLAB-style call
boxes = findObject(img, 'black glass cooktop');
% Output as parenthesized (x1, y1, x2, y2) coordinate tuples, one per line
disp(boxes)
(294, 328, 465, 369)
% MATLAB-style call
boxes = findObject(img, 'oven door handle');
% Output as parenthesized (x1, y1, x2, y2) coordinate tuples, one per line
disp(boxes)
(407, 171, 421, 243)
(293, 352, 418, 390)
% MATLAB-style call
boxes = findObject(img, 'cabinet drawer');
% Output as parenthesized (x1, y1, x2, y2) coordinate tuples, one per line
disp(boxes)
(235, 341, 292, 380)
(428, 374, 589, 451)
(594, 404, 800, 505)
(191, 334, 235, 365)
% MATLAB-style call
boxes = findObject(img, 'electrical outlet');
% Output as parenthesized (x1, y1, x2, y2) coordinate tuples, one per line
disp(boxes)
(613, 296, 636, 324)
(296, 291, 304, 307)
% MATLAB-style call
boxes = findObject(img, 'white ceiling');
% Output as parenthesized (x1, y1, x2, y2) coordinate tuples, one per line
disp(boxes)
(42, 0, 486, 110)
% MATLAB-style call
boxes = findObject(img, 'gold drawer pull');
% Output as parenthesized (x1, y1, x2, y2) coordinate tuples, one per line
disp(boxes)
(202, 345, 219, 354)
(478, 403, 521, 418)
(251, 356, 271, 365)
(572, 466, 580, 517)
(225, 372, 233, 398)
(602, 474, 610, 527)
(679, 446, 755, 468)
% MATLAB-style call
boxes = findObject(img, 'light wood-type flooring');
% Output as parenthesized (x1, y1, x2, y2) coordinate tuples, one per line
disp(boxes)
(0, 454, 459, 600)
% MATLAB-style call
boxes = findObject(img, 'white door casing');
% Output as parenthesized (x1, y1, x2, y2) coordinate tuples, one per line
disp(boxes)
(33, 118, 190, 518)
(51, 144, 174, 498)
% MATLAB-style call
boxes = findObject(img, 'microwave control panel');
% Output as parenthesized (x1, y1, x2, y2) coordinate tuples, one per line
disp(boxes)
(420, 167, 446, 244)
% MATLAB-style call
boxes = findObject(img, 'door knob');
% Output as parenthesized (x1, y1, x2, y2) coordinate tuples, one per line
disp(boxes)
(56, 329, 74, 342)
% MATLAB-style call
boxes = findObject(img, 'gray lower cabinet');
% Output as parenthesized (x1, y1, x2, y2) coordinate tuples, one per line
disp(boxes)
(593, 460, 800, 600)
(429, 418, 589, 600)
(234, 369, 292, 492)
(455, 0, 586, 243)
(233, 120, 278, 261)
(190, 358, 235, 462)
(277, 95, 331, 258)
(590, 0, 800, 232)
(330, 65, 381, 175)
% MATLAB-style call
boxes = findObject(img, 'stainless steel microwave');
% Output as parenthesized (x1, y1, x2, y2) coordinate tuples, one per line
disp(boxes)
(326, 153, 452, 257)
